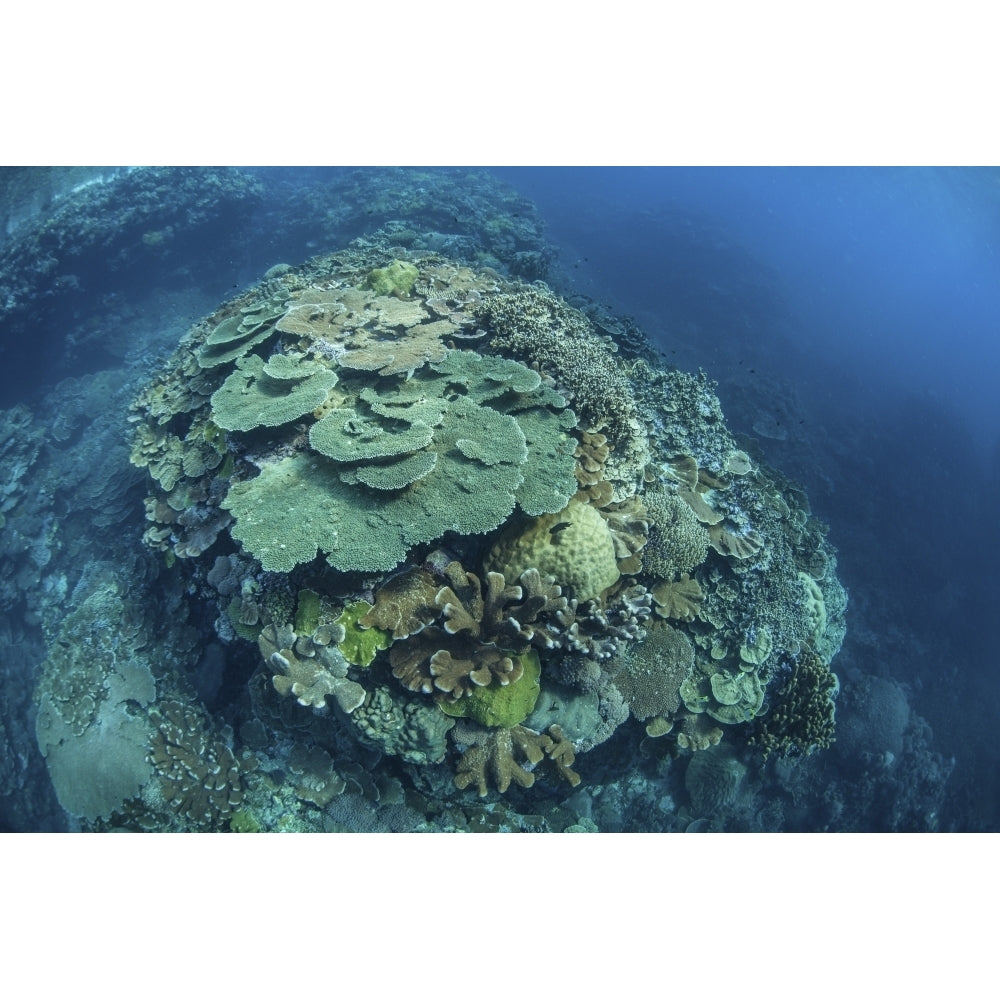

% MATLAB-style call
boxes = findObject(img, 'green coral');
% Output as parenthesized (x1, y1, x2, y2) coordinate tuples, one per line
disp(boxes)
(230, 809, 262, 833)
(364, 259, 419, 298)
(294, 589, 322, 636)
(336, 600, 390, 667)
(439, 649, 542, 728)
(210, 354, 338, 432)
(221, 349, 578, 573)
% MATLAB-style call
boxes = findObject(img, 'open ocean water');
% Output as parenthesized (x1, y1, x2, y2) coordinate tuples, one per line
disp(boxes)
(1, 165, 997, 833)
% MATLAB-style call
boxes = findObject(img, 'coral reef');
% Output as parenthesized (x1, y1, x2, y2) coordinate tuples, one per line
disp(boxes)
(108, 233, 851, 824)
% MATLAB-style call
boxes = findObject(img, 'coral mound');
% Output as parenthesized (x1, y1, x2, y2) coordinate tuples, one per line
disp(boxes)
(123, 239, 847, 826)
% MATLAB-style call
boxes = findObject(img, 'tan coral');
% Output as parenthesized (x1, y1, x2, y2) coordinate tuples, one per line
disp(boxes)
(388, 562, 566, 701)
(707, 524, 763, 560)
(665, 455, 699, 489)
(544, 725, 581, 787)
(674, 712, 724, 752)
(651, 574, 704, 622)
(724, 449, 752, 476)
(574, 429, 611, 487)
(287, 744, 346, 807)
(148, 699, 243, 830)
(453, 724, 543, 796)
(260, 622, 366, 714)
(678, 487, 725, 525)
(359, 567, 440, 639)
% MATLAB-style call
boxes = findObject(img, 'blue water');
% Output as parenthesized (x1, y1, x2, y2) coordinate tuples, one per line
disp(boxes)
(496, 166, 1000, 460)
(1, 165, 997, 831)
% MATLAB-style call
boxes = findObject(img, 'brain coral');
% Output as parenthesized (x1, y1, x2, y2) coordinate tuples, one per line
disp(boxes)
(486, 498, 620, 603)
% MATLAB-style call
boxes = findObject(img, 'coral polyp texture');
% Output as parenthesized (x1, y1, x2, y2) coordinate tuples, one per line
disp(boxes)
(121, 240, 847, 829)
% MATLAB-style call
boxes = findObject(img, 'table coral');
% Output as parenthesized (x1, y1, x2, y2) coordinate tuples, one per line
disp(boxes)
(210, 353, 339, 432)
(220, 347, 578, 574)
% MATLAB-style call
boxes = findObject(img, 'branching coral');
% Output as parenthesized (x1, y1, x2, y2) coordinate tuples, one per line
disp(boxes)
(451, 721, 580, 796)
(642, 487, 710, 579)
(259, 622, 366, 715)
(748, 648, 838, 759)
(476, 285, 649, 493)
(387, 561, 566, 705)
